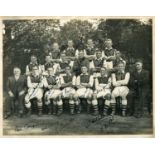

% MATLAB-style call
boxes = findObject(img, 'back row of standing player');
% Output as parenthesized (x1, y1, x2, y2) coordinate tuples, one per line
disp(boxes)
(5, 39, 150, 118)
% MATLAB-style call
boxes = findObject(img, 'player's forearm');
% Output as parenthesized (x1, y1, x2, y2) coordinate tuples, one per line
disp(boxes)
(61, 82, 72, 88)
(59, 69, 65, 73)
(76, 85, 85, 88)
(107, 56, 116, 61)
(38, 83, 44, 88)
(117, 80, 128, 85)
(85, 55, 95, 60)
(65, 56, 76, 61)
(51, 59, 61, 63)
(99, 84, 107, 88)
(81, 83, 91, 88)
(8, 90, 13, 95)
(53, 85, 60, 89)
(105, 83, 111, 89)
(28, 83, 35, 88)
(113, 81, 121, 87)
(81, 83, 87, 87)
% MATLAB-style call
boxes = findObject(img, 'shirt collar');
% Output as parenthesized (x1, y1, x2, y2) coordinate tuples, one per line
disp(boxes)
(65, 73, 72, 76)
(67, 47, 74, 50)
(99, 74, 108, 78)
(60, 58, 69, 63)
(14, 75, 20, 79)
(95, 57, 102, 61)
(137, 69, 142, 73)
(118, 70, 125, 74)
(87, 43, 94, 47)
(30, 62, 38, 65)
(49, 75, 55, 77)
(81, 73, 88, 75)
(53, 49, 60, 52)
(32, 73, 39, 77)
(45, 62, 52, 65)
(105, 47, 113, 50)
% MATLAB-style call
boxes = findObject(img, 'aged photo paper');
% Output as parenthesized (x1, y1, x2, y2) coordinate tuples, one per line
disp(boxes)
(0, 16, 154, 137)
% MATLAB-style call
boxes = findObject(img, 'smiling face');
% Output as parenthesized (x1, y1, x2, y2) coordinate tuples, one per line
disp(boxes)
(81, 66, 88, 74)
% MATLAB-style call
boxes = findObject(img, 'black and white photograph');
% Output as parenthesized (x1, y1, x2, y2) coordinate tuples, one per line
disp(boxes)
(2, 17, 153, 135)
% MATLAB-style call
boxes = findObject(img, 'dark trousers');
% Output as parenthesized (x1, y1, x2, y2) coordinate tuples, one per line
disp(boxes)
(128, 89, 149, 116)
(5, 94, 25, 114)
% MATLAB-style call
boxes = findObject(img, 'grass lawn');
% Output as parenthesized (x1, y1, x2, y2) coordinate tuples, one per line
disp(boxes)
(3, 113, 153, 136)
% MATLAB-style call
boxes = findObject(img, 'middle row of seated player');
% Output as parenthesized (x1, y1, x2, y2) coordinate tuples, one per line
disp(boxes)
(24, 61, 129, 117)
(25, 49, 126, 77)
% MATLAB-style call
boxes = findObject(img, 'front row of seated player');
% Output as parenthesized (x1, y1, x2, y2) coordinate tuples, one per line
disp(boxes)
(5, 60, 130, 118)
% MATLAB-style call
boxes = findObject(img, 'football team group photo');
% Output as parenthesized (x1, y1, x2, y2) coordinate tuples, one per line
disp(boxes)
(2, 17, 153, 135)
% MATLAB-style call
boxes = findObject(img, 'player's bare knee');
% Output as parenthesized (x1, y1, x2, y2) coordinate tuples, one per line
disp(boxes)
(105, 93, 111, 100)
(92, 93, 97, 99)
(121, 96, 127, 100)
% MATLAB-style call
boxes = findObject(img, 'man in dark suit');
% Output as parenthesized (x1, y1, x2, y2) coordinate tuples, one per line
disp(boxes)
(128, 59, 150, 118)
(5, 67, 27, 119)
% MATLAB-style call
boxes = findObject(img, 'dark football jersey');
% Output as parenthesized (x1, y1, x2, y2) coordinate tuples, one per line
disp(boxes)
(46, 76, 57, 85)
(30, 75, 42, 83)
(98, 76, 109, 84)
(63, 75, 73, 83)
(80, 74, 90, 83)
(65, 48, 76, 57)
(104, 48, 116, 57)
(52, 49, 60, 59)
(85, 47, 95, 55)
(28, 63, 40, 71)
(115, 72, 127, 81)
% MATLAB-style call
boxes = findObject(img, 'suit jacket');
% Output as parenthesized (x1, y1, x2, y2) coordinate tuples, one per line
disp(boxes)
(129, 69, 149, 90)
(7, 75, 27, 95)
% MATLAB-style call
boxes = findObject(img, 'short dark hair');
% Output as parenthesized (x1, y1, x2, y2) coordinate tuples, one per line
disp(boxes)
(100, 67, 107, 71)
(31, 55, 37, 58)
(95, 48, 101, 53)
(105, 38, 112, 42)
(135, 59, 143, 64)
(81, 66, 87, 69)
(13, 66, 21, 70)
(79, 49, 84, 53)
(117, 61, 125, 66)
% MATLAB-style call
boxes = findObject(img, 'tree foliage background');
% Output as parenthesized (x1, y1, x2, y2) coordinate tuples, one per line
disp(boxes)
(3, 18, 152, 84)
